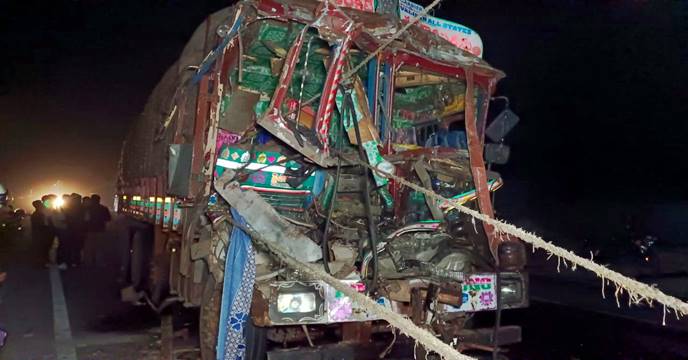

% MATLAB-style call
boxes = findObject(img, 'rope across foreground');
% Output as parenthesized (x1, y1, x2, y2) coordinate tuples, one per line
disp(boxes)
(220, 158, 687, 359)
(361, 162, 688, 321)
(225, 217, 477, 360)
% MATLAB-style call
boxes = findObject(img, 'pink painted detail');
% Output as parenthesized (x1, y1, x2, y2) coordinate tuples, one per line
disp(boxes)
(329, 299, 353, 321)
(479, 291, 494, 307)
(250, 172, 266, 183)
(216, 128, 242, 150)
(331, 0, 375, 12)
(349, 282, 366, 292)
(214, 129, 243, 177)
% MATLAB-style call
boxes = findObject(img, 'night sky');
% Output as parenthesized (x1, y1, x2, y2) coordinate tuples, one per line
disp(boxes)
(1, 0, 687, 241)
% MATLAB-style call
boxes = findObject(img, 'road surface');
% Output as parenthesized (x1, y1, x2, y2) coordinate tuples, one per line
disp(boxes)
(1, 221, 687, 360)
(0, 222, 161, 360)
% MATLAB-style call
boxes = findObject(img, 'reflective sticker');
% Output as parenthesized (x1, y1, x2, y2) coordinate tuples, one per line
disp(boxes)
(155, 198, 163, 224)
(172, 203, 182, 232)
(163, 198, 172, 229)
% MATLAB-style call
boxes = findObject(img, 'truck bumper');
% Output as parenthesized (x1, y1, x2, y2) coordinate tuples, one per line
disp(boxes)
(253, 272, 528, 326)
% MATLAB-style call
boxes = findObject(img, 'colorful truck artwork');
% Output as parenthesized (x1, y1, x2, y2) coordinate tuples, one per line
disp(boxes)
(398, 0, 484, 57)
(114, 0, 526, 358)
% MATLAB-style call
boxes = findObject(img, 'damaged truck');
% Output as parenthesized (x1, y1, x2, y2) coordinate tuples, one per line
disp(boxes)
(115, 0, 528, 358)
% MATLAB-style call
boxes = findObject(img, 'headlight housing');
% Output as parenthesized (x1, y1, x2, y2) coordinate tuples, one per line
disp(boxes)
(269, 282, 326, 324)
(277, 293, 317, 314)
(498, 272, 528, 309)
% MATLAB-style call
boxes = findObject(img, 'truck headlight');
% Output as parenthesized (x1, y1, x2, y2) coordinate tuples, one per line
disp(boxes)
(499, 273, 528, 309)
(277, 293, 317, 314)
(269, 281, 326, 324)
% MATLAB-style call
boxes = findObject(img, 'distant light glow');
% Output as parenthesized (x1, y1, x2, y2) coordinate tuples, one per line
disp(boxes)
(54, 197, 65, 209)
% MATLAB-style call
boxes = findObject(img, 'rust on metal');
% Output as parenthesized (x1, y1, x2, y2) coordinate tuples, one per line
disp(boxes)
(341, 321, 373, 344)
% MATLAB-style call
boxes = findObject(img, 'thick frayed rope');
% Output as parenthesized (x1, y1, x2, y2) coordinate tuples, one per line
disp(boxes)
(363, 163, 688, 321)
(225, 218, 477, 360)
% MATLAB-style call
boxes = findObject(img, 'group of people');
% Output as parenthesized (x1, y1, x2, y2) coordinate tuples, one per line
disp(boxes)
(31, 193, 111, 269)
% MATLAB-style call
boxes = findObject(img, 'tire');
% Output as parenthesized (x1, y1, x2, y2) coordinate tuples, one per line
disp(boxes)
(199, 274, 267, 360)
(200, 275, 221, 360)
(130, 229, 150, 290)
(244, 320, 267, 360)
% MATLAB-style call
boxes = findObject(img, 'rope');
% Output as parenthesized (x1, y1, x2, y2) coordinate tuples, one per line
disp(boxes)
(224, 217, 476, 360)
(343, 0, 443, 79)
(360, 161, 688, 320)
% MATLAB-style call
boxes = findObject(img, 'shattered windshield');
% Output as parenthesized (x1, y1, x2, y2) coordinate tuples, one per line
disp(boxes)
(391, 73, 468, 150)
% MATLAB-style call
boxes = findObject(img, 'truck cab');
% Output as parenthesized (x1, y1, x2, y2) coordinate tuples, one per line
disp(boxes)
(115, 1, 527, 358)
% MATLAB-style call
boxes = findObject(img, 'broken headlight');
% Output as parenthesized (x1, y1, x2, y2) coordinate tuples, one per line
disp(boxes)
(269, 281, 326, 324)
(498, 273, 528, 309)
(277, 293, 316, 314)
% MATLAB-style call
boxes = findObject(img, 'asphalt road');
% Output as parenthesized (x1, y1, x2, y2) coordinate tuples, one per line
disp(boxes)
(0, 222, 161, 360)
(504, 250, 688, 360)
(1, 221, 687, 360)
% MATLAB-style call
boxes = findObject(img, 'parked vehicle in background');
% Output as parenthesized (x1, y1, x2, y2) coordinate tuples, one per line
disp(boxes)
(114, 1, 528, 358)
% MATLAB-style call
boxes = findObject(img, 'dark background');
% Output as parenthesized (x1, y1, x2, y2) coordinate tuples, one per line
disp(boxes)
(1, 0, 687, 244)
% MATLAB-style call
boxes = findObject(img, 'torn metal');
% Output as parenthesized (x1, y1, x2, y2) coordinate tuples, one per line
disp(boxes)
(116, 0, 526, 355)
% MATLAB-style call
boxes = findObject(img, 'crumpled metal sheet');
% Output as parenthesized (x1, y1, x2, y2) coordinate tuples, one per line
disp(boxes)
(215, 171, 323, 263)
(253, 0, 504, 81)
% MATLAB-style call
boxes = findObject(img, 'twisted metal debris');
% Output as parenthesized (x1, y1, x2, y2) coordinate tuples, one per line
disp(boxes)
(224, 217, 477, 360)
(362, 162, 688, 322)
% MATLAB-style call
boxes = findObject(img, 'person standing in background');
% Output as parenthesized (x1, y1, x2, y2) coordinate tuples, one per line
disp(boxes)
(66, 193, 85, 267)
(82, 196, 94, 265)
(41, 194, 58, 265)
(54, 194, 71, 270)
(84, 194, 111, 266)
(30, 200, 50, 267)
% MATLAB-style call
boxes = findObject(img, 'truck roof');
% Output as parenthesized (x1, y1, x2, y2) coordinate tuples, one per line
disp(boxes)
(247, 0, 505, 87)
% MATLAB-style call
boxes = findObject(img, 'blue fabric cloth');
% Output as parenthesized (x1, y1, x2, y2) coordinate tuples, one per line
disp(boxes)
(217, 209, 256, 360)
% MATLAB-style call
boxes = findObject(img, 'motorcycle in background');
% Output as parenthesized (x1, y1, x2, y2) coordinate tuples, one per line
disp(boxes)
(0, 207, 25, 240)
(583, 234, 662, 278)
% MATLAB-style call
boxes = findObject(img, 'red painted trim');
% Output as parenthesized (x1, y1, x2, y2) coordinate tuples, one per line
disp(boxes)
(464, 70, 499, 259)
(266, 29, 307, 122)
(313, 24, 357, 156)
